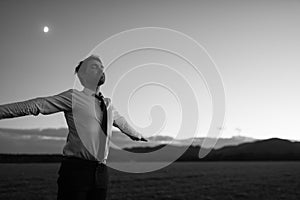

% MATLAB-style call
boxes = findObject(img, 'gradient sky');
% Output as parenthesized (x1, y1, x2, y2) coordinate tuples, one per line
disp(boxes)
(0, 0, 300, 141)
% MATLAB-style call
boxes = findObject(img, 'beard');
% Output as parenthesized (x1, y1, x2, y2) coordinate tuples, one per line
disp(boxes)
(97, 73, 105, 86)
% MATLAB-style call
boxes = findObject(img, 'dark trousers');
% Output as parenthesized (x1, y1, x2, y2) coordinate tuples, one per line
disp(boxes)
(57, 156, 109, 200)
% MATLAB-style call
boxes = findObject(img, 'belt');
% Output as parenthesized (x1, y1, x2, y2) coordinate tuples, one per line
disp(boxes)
(60, 156, 106, 170)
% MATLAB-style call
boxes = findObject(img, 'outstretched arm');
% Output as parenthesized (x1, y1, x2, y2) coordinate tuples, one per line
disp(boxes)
(112, 105, 147, 142)
(0, 89, 72, 120)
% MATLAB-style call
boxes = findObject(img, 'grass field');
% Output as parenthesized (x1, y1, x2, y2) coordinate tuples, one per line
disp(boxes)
(0, 162, 299, 200)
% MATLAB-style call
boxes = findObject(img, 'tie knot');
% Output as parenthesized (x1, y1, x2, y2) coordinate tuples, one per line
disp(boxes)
(93, 92, 104, 102)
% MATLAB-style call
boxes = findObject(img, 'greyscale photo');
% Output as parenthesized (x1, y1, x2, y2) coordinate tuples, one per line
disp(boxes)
(0, 1, 299, 200)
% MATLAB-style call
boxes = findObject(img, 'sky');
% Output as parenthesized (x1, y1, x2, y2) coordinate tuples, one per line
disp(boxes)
(0, 0, 300, 143)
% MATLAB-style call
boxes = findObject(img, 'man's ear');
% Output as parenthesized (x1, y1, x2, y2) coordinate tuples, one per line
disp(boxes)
(77, 72, 87, 87)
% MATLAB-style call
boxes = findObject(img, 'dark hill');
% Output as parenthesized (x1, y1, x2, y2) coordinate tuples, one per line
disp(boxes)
(204, 138, 300, 161)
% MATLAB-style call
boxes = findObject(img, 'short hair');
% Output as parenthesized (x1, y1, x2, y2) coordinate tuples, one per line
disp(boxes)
(74, 55, 102, 75)
(74, 61, 84, 74)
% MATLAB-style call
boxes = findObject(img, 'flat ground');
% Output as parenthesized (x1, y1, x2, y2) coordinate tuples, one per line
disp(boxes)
(0, 162, 299, 200)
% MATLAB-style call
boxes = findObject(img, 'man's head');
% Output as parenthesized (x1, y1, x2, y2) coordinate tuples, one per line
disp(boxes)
(75, 55, 105, 90)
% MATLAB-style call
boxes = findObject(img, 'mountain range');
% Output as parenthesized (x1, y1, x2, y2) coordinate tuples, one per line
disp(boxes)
(107, 138, 300, 162)
(1, 128, 299, 163)
(1, 138, 300, 163)
(0, 127, 256, 153)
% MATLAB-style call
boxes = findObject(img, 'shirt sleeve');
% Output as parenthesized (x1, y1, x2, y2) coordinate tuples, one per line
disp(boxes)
(0, 89, 73, 120)
(111, 103, 142, 139)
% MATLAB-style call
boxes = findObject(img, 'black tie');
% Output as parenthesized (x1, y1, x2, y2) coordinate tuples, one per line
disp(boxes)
(93, 92, 107, 136)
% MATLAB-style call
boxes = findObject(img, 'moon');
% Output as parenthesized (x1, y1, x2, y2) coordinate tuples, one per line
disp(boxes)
(43, 26, 49, 33)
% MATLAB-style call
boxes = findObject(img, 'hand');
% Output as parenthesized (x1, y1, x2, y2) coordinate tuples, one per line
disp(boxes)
(140, 137, 148, 142)
(128, 134, 148, 142)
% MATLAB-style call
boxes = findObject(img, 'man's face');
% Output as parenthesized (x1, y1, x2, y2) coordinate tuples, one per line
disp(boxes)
(83, 58, 105, 87)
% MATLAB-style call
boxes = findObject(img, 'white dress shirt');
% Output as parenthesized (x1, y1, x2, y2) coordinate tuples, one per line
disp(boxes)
(0, 88, 142, 164)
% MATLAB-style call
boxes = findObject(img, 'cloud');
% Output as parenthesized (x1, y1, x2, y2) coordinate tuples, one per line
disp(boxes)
(0, 128, 67, 153)
(0, 127, 68, 138)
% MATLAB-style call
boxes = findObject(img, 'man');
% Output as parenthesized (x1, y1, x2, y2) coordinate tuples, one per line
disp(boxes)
(0, 55, 147, 200)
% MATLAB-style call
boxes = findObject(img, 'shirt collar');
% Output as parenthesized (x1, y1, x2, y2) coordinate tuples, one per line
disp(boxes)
(83, 87, 97, 97)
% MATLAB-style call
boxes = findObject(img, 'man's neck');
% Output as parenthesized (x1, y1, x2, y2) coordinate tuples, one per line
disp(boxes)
(83, 86, 100, 96)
